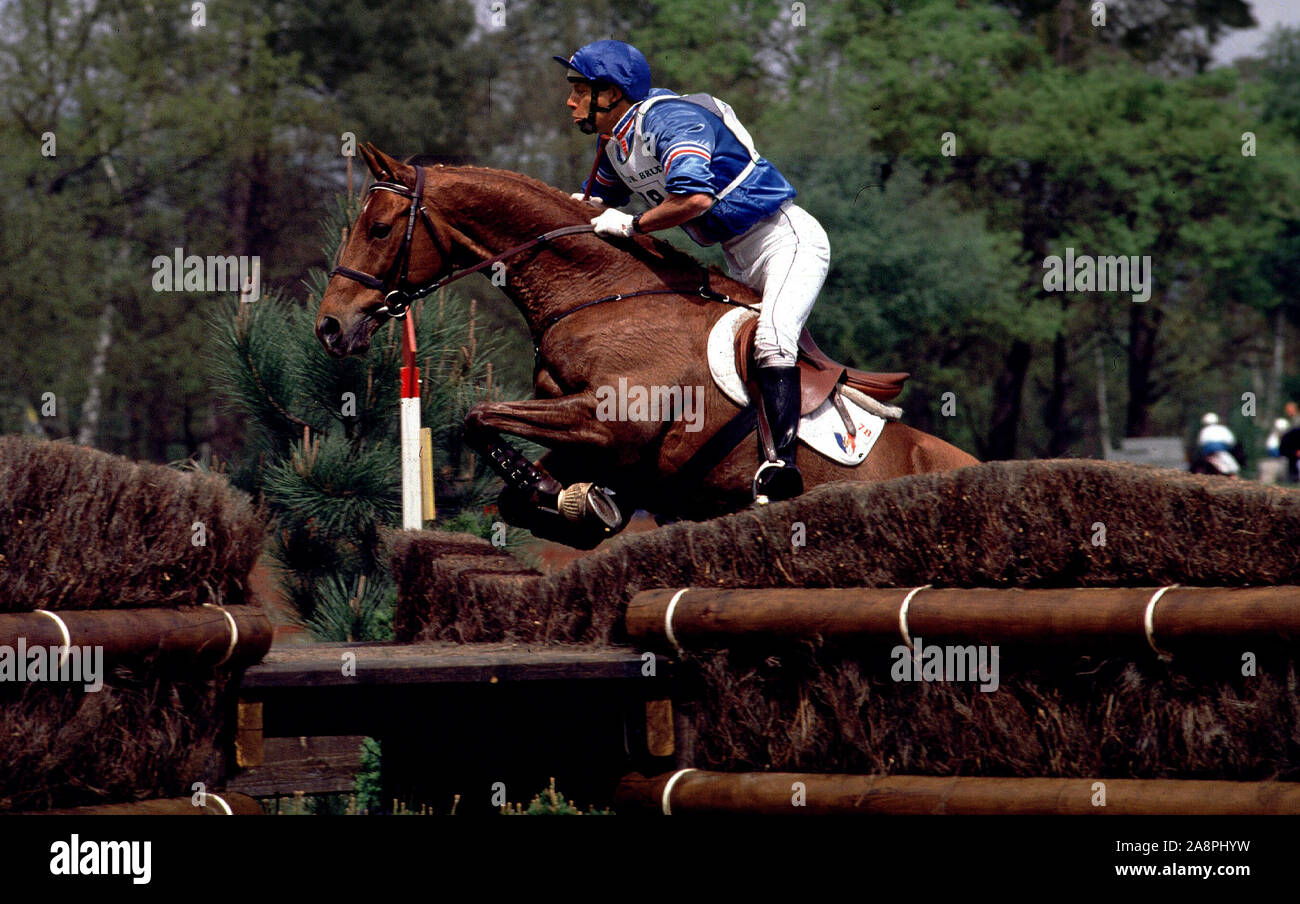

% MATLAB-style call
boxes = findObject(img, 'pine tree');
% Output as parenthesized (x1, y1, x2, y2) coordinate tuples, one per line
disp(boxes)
(208, 194, 530, 640)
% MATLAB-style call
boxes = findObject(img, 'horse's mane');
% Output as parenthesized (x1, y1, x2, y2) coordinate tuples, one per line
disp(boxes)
(426, 163, 759, 303)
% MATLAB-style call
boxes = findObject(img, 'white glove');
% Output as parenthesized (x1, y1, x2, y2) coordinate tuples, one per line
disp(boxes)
(592, 208, 636, 238)
(571, 191, 604, 206)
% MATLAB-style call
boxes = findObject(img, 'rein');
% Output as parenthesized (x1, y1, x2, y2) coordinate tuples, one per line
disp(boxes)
(330, 164, 756, 339)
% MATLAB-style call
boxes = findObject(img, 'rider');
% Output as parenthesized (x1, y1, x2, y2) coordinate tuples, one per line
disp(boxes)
(1196, 412, 1239, 473)
(555, 39, 830, 502)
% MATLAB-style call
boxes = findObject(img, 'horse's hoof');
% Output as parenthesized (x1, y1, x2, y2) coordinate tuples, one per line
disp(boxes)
(557, 482, 623, 530)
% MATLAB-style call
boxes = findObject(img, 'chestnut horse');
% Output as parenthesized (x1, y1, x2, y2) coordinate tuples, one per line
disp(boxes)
(317, 144, 977, 548)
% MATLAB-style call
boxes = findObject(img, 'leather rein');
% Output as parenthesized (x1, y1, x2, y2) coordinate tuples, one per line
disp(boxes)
(329, 164, 752, 346)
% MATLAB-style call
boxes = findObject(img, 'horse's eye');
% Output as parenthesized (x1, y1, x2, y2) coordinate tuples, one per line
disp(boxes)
(368, 222, 393, 240)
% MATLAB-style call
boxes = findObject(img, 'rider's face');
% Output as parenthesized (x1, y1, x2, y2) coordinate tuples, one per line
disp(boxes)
(566, 79, 623, 134)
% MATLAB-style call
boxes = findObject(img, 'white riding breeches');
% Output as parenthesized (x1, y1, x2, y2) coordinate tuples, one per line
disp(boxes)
(721, 201, 830, 368)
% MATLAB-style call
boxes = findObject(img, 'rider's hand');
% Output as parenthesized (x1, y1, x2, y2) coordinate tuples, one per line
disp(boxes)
(591, 208, 636, 238)
(571, 192, 605, 207)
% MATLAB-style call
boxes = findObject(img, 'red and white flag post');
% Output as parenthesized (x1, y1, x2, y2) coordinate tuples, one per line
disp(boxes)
(399, 315, 424, 529)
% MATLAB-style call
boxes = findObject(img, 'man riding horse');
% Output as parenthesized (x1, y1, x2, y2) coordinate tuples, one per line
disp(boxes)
(556, 40, 829, 503)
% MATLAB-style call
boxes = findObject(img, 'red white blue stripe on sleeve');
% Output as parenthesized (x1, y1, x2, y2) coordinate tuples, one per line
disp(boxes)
(664, 143, 712, 170)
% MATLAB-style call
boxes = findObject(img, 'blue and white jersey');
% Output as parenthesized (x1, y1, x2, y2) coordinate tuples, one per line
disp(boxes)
(581, 89, 797, 246)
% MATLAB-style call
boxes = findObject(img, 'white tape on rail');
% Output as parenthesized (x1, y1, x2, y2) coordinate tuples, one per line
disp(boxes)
(1144, 584, 1179, 659)
(898, 585, 930, 653)
(36, 610, 72, 670)
(661, 768, 696, 816)
(663, 588, 689, 656)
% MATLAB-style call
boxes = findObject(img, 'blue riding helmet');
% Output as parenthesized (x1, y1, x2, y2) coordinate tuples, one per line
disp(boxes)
(553, 40, 652, 103)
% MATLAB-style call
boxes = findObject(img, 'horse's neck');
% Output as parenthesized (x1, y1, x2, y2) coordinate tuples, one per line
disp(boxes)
(430, 170, 630, 332)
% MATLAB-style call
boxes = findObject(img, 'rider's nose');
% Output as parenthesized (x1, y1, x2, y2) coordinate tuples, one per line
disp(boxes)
(316, 315, 341, 351)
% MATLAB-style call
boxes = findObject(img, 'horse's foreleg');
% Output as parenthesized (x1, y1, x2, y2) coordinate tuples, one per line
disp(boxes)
(465, 394, 626, 541)
(466, 393, 619, 448)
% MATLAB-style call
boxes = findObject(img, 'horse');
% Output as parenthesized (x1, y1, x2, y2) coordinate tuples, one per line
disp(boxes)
(1189, 446, 1243, 477)
(316, 143, 978, 548)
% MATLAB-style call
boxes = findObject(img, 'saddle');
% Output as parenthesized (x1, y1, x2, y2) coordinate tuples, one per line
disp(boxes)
(733, 316, 909, 416)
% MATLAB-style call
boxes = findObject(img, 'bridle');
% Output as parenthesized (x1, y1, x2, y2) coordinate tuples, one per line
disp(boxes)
(329, 163, 752, 336)
(330, 164, 603, 320)
(329, 165, 451, 319)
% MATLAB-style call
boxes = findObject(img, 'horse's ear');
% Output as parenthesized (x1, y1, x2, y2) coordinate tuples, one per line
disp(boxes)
(359, 143, 390, 181)
(365, 143, 413, 186)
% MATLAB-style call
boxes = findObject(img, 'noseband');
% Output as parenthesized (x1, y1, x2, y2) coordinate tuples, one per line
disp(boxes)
(330, 165, 450, 319)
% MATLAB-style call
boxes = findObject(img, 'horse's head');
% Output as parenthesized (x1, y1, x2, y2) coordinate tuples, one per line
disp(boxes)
(316, 143, 455, 356)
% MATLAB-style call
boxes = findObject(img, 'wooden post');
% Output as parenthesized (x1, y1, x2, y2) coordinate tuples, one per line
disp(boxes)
(644, 698, 674, 758)
(235, 701, 264, 768)
(420, 427, 436, 521)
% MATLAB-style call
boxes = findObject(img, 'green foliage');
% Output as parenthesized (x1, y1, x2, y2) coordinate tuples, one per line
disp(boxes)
(208, 197, 526, 638)
(5, 0, 1300, 473)
(501, 778, 614, 815)
(353, 738, 383, 814)
(304, 574, 396, 643)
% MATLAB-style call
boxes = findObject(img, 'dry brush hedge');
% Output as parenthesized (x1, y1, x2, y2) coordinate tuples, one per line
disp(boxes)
(0, 436, 268, 610)
(0, 437, 271, 809)
(0, 666, 239, 811)
(386, 460, 1300, 779)
(389, 459, 1300, 645)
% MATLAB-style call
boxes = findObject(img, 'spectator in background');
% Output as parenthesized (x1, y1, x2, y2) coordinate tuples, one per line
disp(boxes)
(1267, 418, 1288, 458)
(1260, 417, 1289, 484)
(1280, 424, 1300, 483)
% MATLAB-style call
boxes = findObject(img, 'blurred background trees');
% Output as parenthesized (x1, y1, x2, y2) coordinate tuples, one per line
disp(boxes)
(3, 0, 1298, 471)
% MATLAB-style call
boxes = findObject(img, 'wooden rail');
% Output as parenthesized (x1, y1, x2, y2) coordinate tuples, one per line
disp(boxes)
(627, 586, 1300, 651)
(238, 642, 669, 745)
(0, 605, 271, 666)
(35, 793, 263, 815)
(615, 770, 1300, 815)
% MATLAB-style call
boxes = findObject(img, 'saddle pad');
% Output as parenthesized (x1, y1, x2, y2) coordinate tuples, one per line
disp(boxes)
(707, 307, 885, 467)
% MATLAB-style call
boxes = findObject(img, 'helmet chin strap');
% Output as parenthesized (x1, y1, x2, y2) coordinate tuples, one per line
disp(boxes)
(578, 82, 622, 134)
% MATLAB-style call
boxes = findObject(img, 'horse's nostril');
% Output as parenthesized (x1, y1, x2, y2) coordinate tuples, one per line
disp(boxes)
(317, 316, 341, 344)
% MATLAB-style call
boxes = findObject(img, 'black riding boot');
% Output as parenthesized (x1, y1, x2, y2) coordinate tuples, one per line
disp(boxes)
(755, 364, 804, 502)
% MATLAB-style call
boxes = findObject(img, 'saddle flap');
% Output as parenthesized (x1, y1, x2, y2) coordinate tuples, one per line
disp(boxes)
(734, 315, 909, 415)
(797, 330, 909, 401)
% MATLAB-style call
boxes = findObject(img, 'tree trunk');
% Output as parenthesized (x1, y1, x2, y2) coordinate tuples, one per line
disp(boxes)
(1126, 301, 1163, 437)
(1095, 344, 1112, 457)
(75, 303, 114, 447)
(984, 340, 1032, 460)
(1270, 305, 1285, 419)
(1045, 329, 1071, 456)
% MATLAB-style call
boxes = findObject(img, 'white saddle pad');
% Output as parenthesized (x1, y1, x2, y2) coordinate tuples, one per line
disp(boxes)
(1206, 450, 1240, 475)
(706, 307, 885, 466)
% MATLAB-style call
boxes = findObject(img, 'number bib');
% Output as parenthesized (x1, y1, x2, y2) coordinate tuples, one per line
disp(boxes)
(605, 94, 760, 222)
(606, 128, 669, 208)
